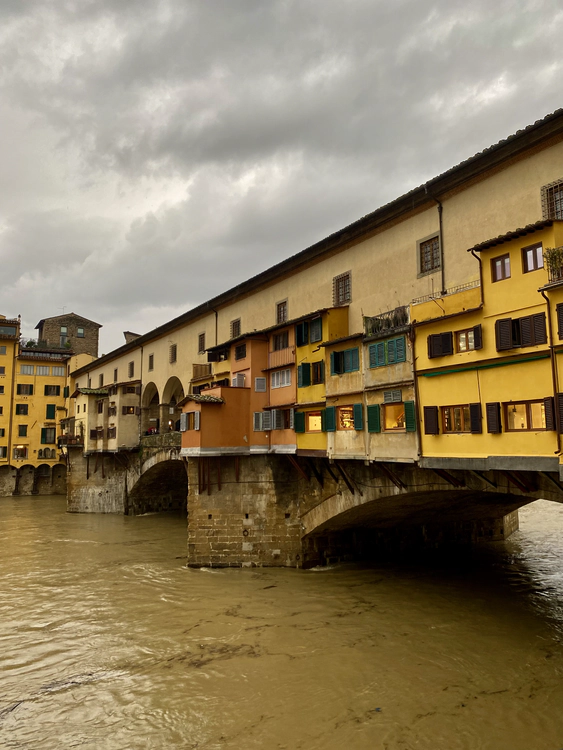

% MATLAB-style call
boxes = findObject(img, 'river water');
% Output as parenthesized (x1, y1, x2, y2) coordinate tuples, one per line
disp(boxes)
(1, 497, 562, 750)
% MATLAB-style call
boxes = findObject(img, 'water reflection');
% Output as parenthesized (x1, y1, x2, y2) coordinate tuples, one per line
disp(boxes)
(0, 496, 562, 749)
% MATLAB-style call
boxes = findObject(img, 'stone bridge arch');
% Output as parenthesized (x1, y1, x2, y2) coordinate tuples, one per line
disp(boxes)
(126, 457, 188, 515)
(160, 376, 185, 433)
(141, 381, 160, 434)
(299, 460, 563, 565)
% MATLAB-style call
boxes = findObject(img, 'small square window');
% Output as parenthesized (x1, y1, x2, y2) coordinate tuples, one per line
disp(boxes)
(0, 346, 6, 355)
(542, 179, 563, 220)
(492, 254, 511, 282)
(383, 403, 405, 431)
(231, 319, 241, 339)
(235, 343, 247, 360)
(276, 301, 288, 324)
(337, 406, 354, 430)
(333, 272, 351, 306)
(18, 424, 27, 437)
(114, 368, 118, 382)
(306, 411, 322, 432)
(522, 243, 543, 273)
(77, 327, 85, 338)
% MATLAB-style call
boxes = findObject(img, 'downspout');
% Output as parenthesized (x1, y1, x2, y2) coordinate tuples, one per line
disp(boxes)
(470, 249, 484, 305)
(211, 307, 218, 347)
(139, 344, 144, 444)
(540, 289, 561, 456)
(424, 185, 446, 295)
(410, 323, 423, 463)
(7, 330, 18, 465)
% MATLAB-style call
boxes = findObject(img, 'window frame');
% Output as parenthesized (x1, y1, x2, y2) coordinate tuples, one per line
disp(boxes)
(230, 319, 241, 339)
(271, 368, 291, 389)
(491, 253, 511, 282)
(504, 400, 547, 431)
(273, 331, 289, 351)
(306, 411, 323, 432)
(333, 271, 351, 306)
(169, 344, 177, 364)
(541, 179, 563, 220)
(276, 300, 288, 325)
(198, 333, 206, 354)
(418, 234, 441, 276)
(337, 405, 355, 431)
(522, 243, 544, 273)
(311, 360, 324, 385)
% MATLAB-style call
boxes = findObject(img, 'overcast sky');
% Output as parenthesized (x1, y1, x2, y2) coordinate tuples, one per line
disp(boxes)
(1, 0, 562, 353)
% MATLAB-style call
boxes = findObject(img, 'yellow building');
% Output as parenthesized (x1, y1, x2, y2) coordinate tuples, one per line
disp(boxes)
(413, 219, 563, 475)
(0, 316, 20, 464)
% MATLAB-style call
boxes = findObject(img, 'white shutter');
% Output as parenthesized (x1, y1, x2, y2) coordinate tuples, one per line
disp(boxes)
(194, 411, 200, 431)
(255, 377, 267, 392)
(289, 408, 294, 430)
(272, 409, 283, 430)
(253, 412, 263, 431)
(232, 373, 246, 388)
(262, 411, 272, 431)
(180, 413, 188, 432)
(383, 389, 402, 404)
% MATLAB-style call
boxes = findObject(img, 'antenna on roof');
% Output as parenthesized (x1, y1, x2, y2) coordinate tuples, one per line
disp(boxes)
(59, 306, 67, 315)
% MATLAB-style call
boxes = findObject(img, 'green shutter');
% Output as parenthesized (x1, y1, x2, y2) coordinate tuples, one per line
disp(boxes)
(404, 401, 416, 432)
(387, 339, 396, 363)
(319, 360, 325, 384)
(40, 428, 47, 444)
(395, 336, 406, 363)
(63, 386, 69, 398)
(369, 342, 385, 368)
(353, 403, 363, 430)
(298, 362, 311, 387)
(294, 412, 305, 433)
(310, 317, 322, 342)
(320, 409, 326, 431)
(46, 404, 56, 419)
(330, 351, 337, 375)
(367, 404, 381, 433)
(296, 322, 309, 347)
(324, 406, 336, 432)
(350, 348, 359, 371)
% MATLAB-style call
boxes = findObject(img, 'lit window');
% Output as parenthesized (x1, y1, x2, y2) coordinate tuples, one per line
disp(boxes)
(383, 403, 405, 431)
(337, 406, 354, 430)
(443, 405, 471, 433)
(505, 401, 546, 431)
(306, 411, 322, 432)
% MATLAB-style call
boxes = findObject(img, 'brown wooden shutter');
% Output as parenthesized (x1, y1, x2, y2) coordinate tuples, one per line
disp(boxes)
(473, 324, 483, 350)
(469, 403, 482, 433)
(520, 316, 533, 346)
(423, 406, 439, 435)
(428, 334, 440, 358)
(532, 313, 547, 344)
(544, 397, 556, 431)
(441, 332, 453, 355)
(495, 319, 512, 351)
(486, 402, 502, 433)
(557, 303, 563, 339)
(556, 394, 563, 433)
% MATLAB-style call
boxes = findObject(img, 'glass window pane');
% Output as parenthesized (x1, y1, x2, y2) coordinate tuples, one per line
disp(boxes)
(384, 403, 405, 430)
(529, 402, 545, 429)
(507, 403, 527, 430)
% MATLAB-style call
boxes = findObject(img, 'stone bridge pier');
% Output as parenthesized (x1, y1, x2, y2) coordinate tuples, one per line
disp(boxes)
(66, 434, 187, 515)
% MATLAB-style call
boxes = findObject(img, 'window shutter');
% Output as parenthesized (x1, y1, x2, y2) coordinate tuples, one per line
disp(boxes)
(40, 428, 47, 444)
(532, 313, 547, 344)
(353, 403, 363, 430)
(384, 389, 402, 404)
(298, 363, 311, 388)
(428, 334, 441, 359)
(255, 377, 267, 392)
(122, 406, 127, 415)
(295, 322, 309, 347)
(441, 332, 453, 355)
(495, 318, 513, 351)
(350, 348, 359, 371)
(557, 304, 563, 339)
(395, 336, 406, 362)
(486, 402, 502, 433)
(253, 412, 262, 431)
(330, 351, 338, 375)
(367, 404, 381, 433)
(473, 325, 483, 350)
(194, 412, 200, 431)
(368, 344, 377, 368)
(319, 360, 325, 383)
(324, 406, 336, 432)
(122, 386, 128, 395)
(520, 316, 533, 347)
(272, 409, 283, 430)
(63, 386, 69, 398)
(135, 407, 141, 416)
(46, 404, 56, 419)
(544, 397, 556, 431)
(44, 385, 48, 396)
(556, 394, 563, 433)
(289, 408, 295, 430)
(469, 403, 482, 434)
(180, 413, 188, 432)
(404, 401, 416, 432)
(423, 406, 439, 435)
(387, 339, 397, 364)
(135, 385, 141, 396)
(294, 411, 305, 433)
(262, 411, 272, 431)
(310, 318, 322, 342)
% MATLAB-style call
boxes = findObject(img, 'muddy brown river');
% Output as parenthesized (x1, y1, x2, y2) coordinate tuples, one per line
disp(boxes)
(1, 496, 563, 749)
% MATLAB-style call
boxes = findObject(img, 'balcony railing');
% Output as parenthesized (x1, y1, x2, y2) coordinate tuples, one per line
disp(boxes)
(268, 345, 295, 369)
(545, 246, 563, 284)
(58, 435, 84, 447)
(364, 305, 409, 338)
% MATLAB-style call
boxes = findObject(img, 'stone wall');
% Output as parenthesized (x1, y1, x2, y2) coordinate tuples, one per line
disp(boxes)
(66, 449, 135, 513)
(39, 314, 99, 357)
(0, 463, 67, 496)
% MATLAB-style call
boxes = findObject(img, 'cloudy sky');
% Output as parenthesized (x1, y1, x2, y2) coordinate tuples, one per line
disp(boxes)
(1, 0, 562, 353)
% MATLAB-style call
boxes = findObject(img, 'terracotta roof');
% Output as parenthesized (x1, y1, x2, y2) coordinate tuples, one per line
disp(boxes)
(321, 332, 363, 347)
(177, 393, 224, 407)
(468, 220, 556, 252)
(35, 312, 102, 329)
(70, 387, 109, 398)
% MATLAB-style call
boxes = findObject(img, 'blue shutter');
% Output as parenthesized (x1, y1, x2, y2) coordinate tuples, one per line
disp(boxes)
(404, 401, 416, 432)
(395, 336, 406, 363)
(324, 406, 336, 432)
(367, 404, 381, 433)
(353, 403, 363, 430)
(350, 348, 359, 371)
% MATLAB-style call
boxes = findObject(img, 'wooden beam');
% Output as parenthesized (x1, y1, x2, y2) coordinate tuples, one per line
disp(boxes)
(323, 459, 339, 483)
(502, 471, 532, 493)
(234, 456, 240, 483)
(334, 461, 355, 495)
(305, 458, 323, 488)
(206, 458, 211, 495)
(472, 470, 497, 489)
(287, 455, 309, 483)
(433, 468, 464, 488)
(217, 458, 222, 491)
(541, 471, 563, 492)
(374, 462, 406, 490)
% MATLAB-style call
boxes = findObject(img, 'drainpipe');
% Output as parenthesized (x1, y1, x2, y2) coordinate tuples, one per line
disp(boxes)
(424, 185, 446, 295)
(470, 249, 485, 306)
(7, 328, 18, 465)
(410, 323, 423, 463)
(211, 307, 218, 347)
(540, 289, 561, 455)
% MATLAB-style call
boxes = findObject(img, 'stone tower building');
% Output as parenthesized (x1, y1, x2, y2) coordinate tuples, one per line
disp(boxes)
(35, 313, 102, 358)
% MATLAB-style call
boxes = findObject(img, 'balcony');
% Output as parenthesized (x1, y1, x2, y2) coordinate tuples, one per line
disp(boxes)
(58, 435, 84, 447)
(545, 246, 563, 285)
(192, 363, 212, 380)
(267, 345, 295, 369)
(364, 306, 409, 339)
